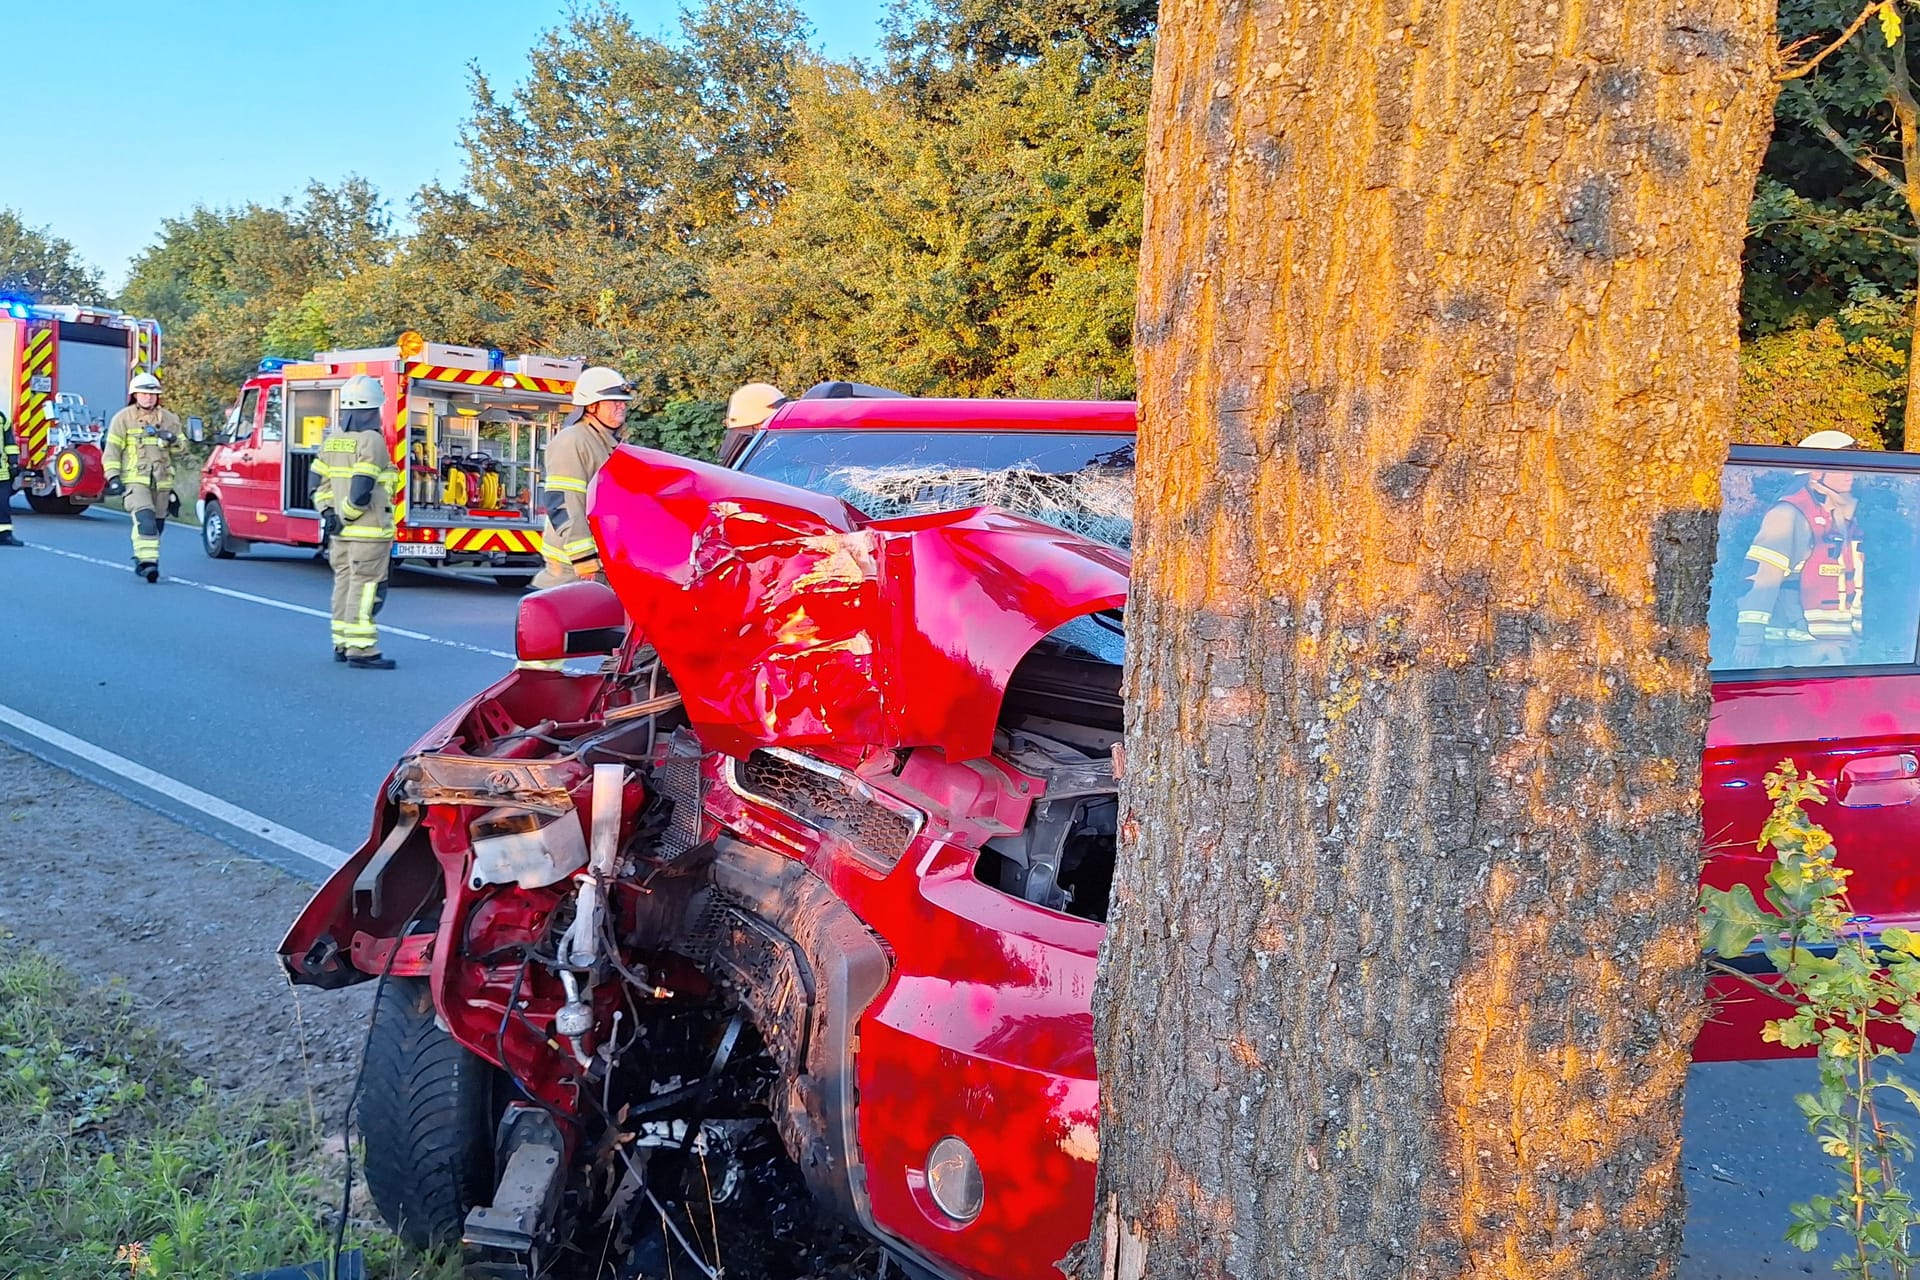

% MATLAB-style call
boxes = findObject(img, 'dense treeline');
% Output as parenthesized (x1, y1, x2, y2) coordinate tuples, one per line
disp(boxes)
(2, 0, 1917, 451)
(98, 0, 1148, 454)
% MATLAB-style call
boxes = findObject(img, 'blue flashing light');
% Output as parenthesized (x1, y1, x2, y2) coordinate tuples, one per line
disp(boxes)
(488, 348, 505, 370)
(0, 299, 31, 321)
(257, 356, 299, 373)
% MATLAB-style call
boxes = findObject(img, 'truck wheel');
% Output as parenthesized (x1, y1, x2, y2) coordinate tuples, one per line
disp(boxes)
(25, 492, 86, 515)
(201, 500, 237, 559)
(359, 977, 500, 1247)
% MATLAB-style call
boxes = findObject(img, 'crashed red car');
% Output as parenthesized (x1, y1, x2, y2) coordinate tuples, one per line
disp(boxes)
(281, 399, 1920, 1279)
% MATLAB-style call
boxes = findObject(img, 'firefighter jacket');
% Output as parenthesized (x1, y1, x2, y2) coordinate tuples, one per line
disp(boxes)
(1736, 485, 1864, 647)
(103, 405, 186, 490)
(0, 416, 17, 484)
(313, 424, 400, 540)
(541, 419, 618, 571)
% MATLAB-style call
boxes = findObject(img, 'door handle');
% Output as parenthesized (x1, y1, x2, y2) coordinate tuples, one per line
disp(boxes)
(1840, 753, 1920, 808)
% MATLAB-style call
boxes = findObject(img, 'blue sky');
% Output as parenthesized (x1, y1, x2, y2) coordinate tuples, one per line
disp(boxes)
(8, 1, 883, 292)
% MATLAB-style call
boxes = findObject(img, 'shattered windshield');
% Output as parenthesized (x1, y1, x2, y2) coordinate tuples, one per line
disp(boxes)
(736, 429, 1138, 549)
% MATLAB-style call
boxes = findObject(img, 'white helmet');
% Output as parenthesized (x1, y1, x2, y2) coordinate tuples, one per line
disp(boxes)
(339, 374, 385, 410)
(128, 373, 163, 397)
(725, 381, 787, 430)
(1798, 430, 1857, 450)
(572, 366, 633, 407)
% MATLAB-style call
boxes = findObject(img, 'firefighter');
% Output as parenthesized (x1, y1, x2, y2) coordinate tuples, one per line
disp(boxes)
(1733, 429, 1864, 669)
(726, 381, 787, 432)
(533, 365, 633, 589)
(0, 407, 20, 547)
(101, 372, 185, 583)
(312, 374, 401, 669)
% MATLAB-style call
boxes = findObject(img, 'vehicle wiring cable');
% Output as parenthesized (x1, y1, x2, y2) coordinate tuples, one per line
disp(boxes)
(331, 880, 442, 1280)
(495, 959, 585, 1133)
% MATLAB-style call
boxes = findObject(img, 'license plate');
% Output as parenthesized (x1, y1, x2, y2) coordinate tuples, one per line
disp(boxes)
(392, 543, 443, 559)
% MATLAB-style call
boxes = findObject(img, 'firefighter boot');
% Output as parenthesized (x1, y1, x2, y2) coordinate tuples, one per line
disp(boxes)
(348, 654, 397, 670)
(0, 523, 20, 547)
(130, 500, 163, 582)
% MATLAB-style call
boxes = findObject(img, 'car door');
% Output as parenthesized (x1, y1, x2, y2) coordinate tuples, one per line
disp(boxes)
(1695, 442, 1920, 1060)
(248, 384, 291, 541)
(214, 387, 263, 529)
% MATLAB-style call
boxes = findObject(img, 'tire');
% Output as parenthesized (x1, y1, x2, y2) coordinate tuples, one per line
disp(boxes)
(359, 977, 500, 1247)
(25, 491, 86, 515)
(201, 500, 237, 559)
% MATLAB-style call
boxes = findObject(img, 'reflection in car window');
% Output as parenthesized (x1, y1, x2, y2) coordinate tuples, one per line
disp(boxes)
(738, 430, 1138, 548)
(1708, 462, 1920, 671)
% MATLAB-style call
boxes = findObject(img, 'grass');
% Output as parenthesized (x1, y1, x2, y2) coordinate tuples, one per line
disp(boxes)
(0, 938, 461, 1280)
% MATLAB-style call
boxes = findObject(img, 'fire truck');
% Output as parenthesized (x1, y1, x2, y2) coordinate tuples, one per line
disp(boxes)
(0, 300, 163, 514)
(196, 336, 583, 580)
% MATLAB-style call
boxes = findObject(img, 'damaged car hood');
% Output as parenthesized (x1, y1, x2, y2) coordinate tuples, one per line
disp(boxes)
(589, 446, 1130, 761)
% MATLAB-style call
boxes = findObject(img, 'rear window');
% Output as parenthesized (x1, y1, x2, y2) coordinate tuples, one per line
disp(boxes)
(736, 429, 1137, 549)
(1708, 459, 1920, 672)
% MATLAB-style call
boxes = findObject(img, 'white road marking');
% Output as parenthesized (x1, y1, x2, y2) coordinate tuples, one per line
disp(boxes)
(0, 701, 350, 873)
(25, 543, 519, 662)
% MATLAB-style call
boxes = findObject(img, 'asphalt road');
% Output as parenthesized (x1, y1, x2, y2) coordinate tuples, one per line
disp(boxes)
(0, 495, 1864, 1277)
(0, 497, 528, 864)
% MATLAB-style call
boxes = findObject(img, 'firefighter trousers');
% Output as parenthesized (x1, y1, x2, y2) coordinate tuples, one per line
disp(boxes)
(329, 537, 392, 656)
(126, 483, 171, 566)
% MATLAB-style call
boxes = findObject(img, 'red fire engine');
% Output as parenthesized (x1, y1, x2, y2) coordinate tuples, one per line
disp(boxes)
(196, 335, 583, 581)
(0, 300, 164, 514)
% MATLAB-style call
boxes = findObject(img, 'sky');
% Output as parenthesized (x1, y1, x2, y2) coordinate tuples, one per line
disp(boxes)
(5, 1, 884, 293)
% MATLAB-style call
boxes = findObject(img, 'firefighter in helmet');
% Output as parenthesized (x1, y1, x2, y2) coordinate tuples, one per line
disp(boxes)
(312, 374, 401, 669)
(1733, 429, 1865, 669)
(717, 381, 787, 465)
(533, 366, 633, 589)
(0, 407, 20, 547)
(101, 372, 184, 583)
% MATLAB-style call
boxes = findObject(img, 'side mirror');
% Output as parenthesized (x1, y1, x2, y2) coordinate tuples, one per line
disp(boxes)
(516, 580, 629, 663)
(187, 417, 205, 444)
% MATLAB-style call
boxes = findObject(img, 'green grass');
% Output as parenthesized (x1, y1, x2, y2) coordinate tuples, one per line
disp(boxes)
(0, 940, 460, 1280)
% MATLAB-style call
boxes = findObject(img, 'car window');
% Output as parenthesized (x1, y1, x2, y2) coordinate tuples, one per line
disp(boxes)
(230, 389, 260, 444)
(737, 429, 1137, 548)
(261, 385, 284, 443)
(1708, 460, 1920, 673)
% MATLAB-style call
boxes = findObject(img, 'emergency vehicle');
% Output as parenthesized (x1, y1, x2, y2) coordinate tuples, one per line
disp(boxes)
(196, 335, 584, 580)
(0, 300, 164, 514)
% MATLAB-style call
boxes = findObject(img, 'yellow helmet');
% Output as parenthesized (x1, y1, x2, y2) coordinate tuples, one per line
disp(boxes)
(725, 381, 787, 430)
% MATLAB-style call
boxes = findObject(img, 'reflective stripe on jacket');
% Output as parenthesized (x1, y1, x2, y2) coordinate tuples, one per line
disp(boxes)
(103, 406, 185, 489)
(313, 428, 400, 539)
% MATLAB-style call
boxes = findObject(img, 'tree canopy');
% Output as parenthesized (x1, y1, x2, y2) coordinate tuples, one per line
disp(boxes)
(0, 210, 105, 305)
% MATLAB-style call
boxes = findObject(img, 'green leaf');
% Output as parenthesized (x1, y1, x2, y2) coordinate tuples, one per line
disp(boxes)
(1788, 1220, 1824, 1251)
(1700, 883, 1774, 958)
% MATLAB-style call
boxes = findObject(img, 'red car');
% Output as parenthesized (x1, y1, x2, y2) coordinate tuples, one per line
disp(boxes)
(281, 400, 1920, 1278)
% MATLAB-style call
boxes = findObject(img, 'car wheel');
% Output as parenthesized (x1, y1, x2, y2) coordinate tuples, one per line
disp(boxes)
(359, 977, 500, 1247)
(201, 500, 236, 559)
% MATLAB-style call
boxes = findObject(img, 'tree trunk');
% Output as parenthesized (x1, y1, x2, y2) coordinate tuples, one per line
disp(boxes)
(1090, 3, 1777, 1278)
(1907, 263, 1920, 447)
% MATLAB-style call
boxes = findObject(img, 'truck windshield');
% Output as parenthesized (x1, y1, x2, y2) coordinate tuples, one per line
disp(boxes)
(736, 429, 1138, 549)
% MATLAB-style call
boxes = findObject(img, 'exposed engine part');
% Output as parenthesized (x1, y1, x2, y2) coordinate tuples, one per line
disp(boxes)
(561, 762, 629, 969)
(463, 1106, 567, 1262)
(981, 728, 1118, 921)
(469, 806, 589, 891)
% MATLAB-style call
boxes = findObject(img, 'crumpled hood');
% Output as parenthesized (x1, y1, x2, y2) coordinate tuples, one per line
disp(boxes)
(589, 446, 1130, 761)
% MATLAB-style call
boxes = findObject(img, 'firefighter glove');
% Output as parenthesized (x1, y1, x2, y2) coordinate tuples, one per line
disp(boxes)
(167, 491, 181, 518)
(104, 477, 125, 499)
(322, 509, 343, 540)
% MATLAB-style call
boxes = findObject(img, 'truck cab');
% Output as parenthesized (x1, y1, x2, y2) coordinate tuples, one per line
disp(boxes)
(198, 341, 582, 580)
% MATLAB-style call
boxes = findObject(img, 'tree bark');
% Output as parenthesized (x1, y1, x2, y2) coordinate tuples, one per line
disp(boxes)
(1090, 3, 1778, 1278)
